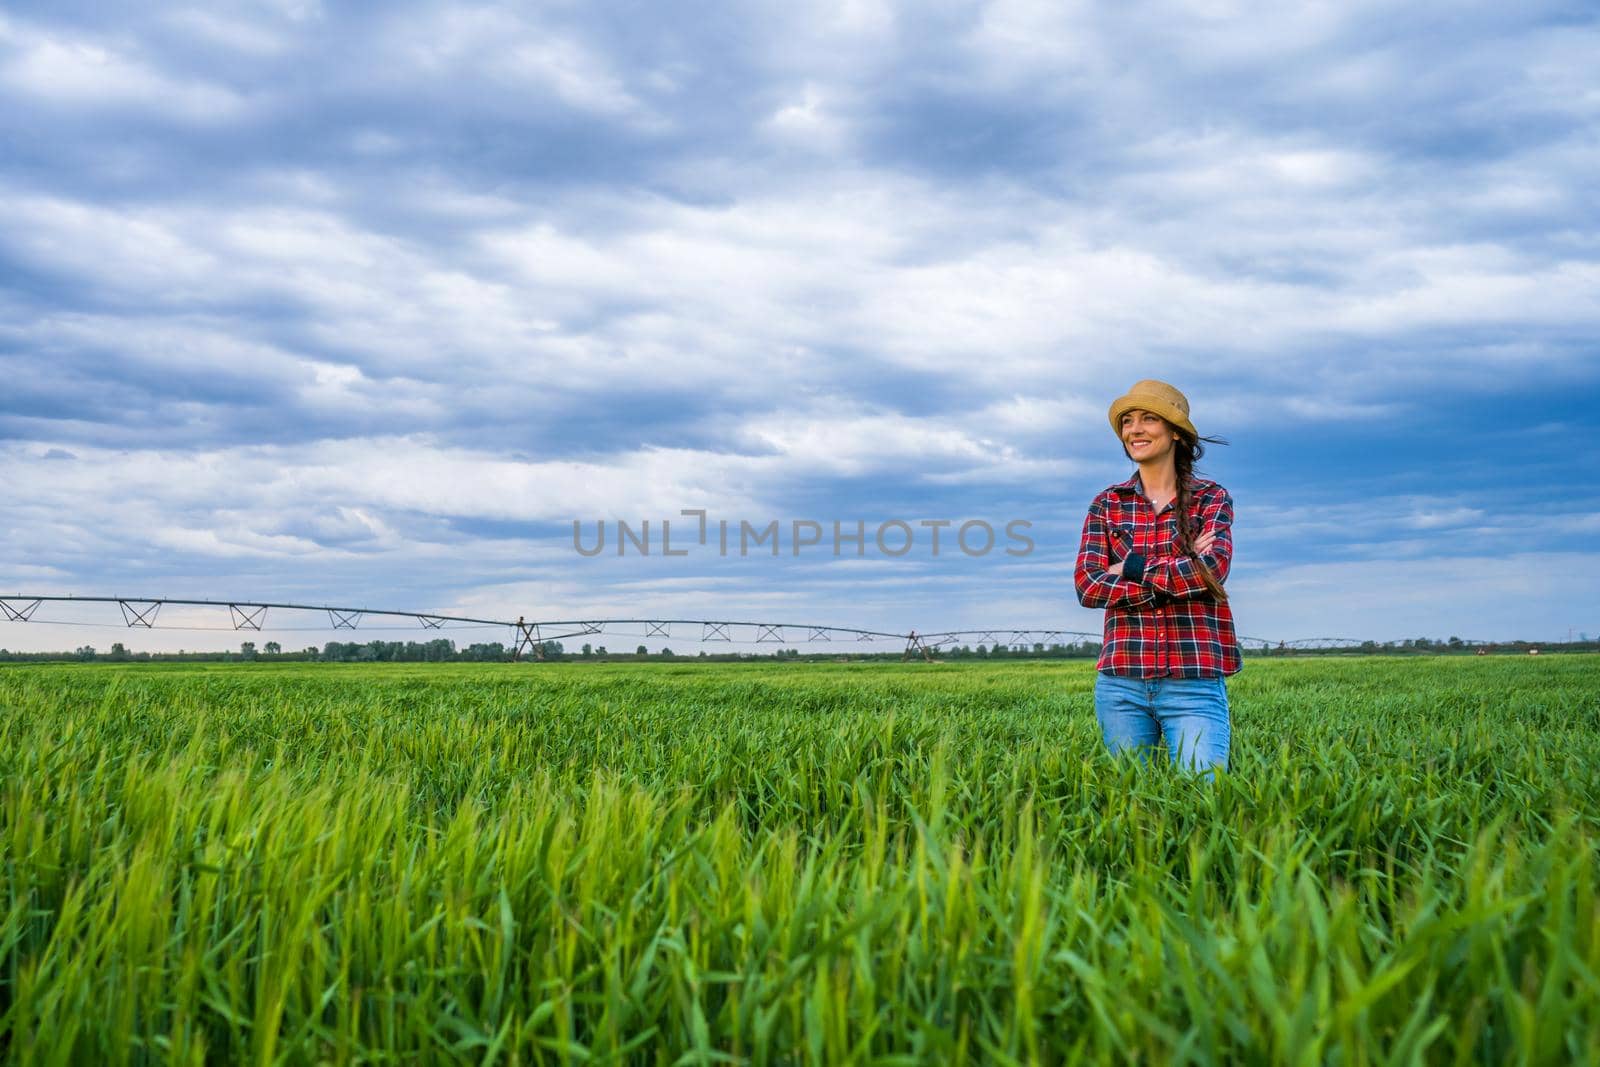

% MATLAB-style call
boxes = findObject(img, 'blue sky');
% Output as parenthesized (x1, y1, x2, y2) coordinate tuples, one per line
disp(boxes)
(2, 0, 1598, 653)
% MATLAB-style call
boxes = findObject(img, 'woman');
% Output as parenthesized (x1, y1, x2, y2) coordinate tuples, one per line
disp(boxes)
(1073, 379, 1241, 778)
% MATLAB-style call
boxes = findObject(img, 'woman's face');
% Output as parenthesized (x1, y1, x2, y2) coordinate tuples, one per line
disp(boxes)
(1119, 409, 1180, 464)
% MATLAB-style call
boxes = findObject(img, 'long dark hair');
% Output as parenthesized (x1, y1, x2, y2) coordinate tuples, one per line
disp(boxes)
(1172, 429, 1230, 601)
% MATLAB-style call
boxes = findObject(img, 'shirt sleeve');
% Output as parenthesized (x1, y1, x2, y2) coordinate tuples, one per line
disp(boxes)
(1075, 495, 1159, 610)
(1132, 488, 1234, 601)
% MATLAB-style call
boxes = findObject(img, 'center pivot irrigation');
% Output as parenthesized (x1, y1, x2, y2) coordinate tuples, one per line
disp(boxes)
(0, 594, 1305, 659)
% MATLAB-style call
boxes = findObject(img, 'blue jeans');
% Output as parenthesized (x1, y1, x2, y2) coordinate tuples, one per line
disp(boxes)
(1094, 672, 1231, 778)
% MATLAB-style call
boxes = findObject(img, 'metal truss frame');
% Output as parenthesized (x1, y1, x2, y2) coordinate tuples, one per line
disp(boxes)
(118, 600, 161, 627)
(0, 594, 1330, 660)
(1, 598, 41, 622)
(328, 609, 363, 630)
(230, 604, 267, 630)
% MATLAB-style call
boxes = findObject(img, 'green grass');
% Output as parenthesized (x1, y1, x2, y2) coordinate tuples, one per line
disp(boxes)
(2, 657, 1597, 1064)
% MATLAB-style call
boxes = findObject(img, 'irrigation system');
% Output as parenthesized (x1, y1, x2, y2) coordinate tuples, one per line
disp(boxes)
(0, 594, 1404, 660)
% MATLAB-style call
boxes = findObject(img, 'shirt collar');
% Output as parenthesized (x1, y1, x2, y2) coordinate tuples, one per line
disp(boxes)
(1112, 471, 1204, 507)
(1111, 472, 1144, 495)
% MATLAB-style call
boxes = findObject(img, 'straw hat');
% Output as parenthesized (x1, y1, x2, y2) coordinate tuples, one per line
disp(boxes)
(1108, 379, 1198, 440)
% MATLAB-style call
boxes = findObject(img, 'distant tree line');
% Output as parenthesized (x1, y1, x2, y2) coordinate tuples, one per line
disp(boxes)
(0, 639, 1103, 664)
(1, 635, 1595, 664)
(936, 642, 1102, 658)
(0, 639, 530, 663)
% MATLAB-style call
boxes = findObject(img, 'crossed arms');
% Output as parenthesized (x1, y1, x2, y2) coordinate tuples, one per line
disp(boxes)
(1073, 489, 1234, 609)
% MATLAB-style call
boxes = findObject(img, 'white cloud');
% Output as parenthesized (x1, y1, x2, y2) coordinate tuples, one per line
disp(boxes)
(381, 6, 660, 126)
(148, 526, 328, 559)
(0, 17, 245, 120)
(163, 9, 289, 56)
(765, 83, 849, 152)
(1399, 507, 1485, 531)
(1281, 397, 1403, 420)
(0, 437, 774, 531)
(0, 193, 223, 299)
(1229, 552, 1600, 643)
(741, 408, 1021, 477)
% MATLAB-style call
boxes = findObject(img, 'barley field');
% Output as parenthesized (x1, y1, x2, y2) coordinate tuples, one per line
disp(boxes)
(1, 656, 1597, 1064)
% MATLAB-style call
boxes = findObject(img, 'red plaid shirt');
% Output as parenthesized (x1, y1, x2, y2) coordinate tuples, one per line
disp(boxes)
(1074, 472, 1242, 678)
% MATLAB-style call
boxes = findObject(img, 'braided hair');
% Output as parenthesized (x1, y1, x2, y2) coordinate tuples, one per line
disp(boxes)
(1171, 429, 1230, 601)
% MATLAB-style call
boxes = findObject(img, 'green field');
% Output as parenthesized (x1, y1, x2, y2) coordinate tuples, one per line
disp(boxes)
(2, 657, 1597, 1064)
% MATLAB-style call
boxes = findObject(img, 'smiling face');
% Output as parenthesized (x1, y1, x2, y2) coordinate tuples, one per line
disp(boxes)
(1119, 408, 1181, 464)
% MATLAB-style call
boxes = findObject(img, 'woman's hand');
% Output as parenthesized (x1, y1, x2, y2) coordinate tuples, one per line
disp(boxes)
(1194, 528, 1217, 556)
(1107, 527, 1131, 576)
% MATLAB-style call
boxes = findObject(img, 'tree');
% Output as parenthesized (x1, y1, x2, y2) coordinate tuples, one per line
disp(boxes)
(581, 643, 592, 658)
(264, 641, 281, 655)
(660, 647, 674, 658)
(636, 644, 649, 657)
(240, 641, 257, 658)
(75, 645, 96, 661)
(110, 642, 128, 660)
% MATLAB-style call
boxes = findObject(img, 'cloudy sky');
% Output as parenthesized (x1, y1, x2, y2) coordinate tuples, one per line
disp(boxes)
(3, 0, 1598, 653)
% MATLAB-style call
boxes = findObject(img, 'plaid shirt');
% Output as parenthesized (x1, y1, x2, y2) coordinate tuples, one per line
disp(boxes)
(1074, 472, 1242, 678)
